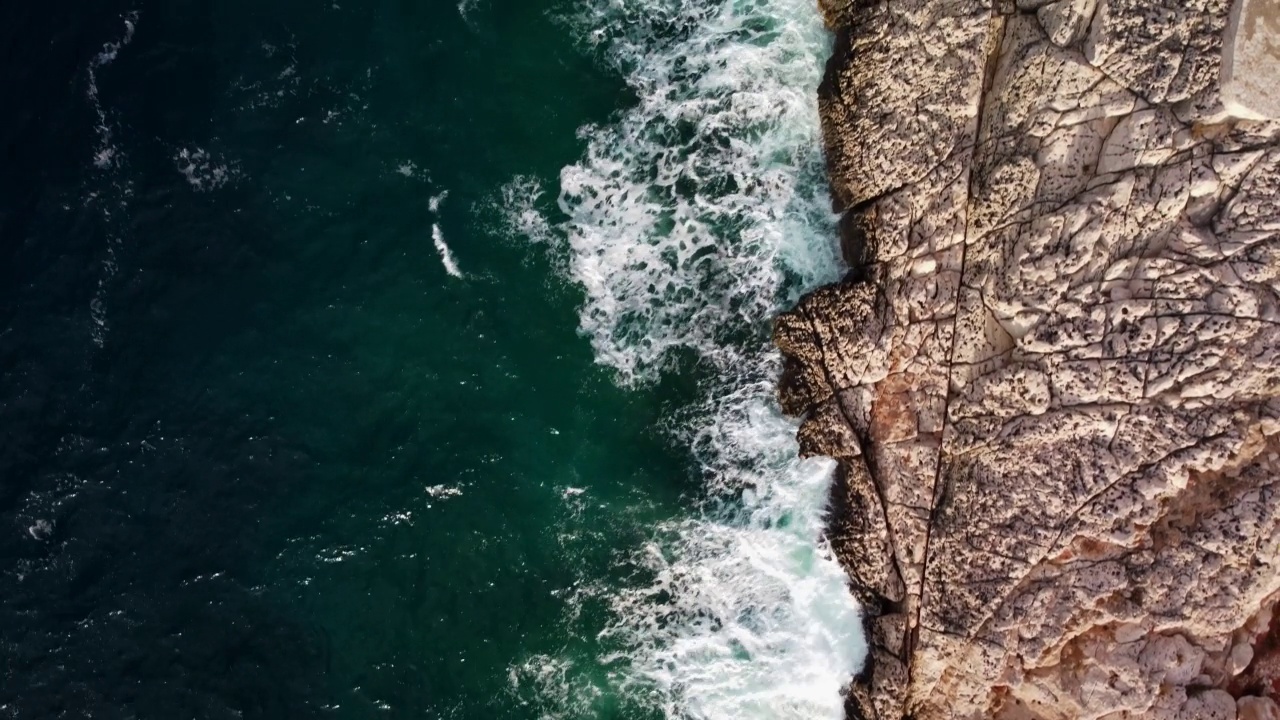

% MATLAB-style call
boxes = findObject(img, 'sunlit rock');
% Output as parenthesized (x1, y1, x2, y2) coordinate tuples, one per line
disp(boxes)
(784, 0, 1280, 717)
(1222, 0, 1280, 120)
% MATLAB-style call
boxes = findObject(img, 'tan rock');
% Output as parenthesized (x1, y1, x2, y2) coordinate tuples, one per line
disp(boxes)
(1239, 695, 1280, 720)
(786, 1, 1280, 718)
(1222, 0, 1280, 120)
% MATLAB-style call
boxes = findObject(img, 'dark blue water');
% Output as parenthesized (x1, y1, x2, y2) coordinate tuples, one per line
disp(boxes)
(1, 1, 862, 718)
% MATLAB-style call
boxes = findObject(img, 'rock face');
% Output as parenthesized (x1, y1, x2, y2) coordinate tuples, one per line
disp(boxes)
(777, 1, 1280, 718)
(1221, 0, 1280, 121)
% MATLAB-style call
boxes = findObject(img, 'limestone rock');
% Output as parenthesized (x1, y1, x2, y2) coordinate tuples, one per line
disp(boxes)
(1221, 0, 1280, 120)
(1038, 0, 1098, 47)
(1239, 696, 1280, 720)
(787, 1, 1280, 718)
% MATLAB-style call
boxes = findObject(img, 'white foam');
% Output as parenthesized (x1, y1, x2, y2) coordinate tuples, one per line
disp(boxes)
(87, 12, 138, 171)
(84, 12, 140, 349)
(458, 0, 484, 26)
(425, 484, 463, 499)
(548, 0, 840, 384)
(433, 225, 464, 278)
(498, 175, 557, 247)
(430, 191, 464, 278)
(27, 519, 53, 541)
(505, 0, 864, 717)
(174, 147, 238, 192)
(598, 375, 864, 719)
(507, 655, 606, 720)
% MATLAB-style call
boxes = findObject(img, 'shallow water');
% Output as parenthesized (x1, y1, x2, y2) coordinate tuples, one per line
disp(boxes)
(0, 1, 862, 718)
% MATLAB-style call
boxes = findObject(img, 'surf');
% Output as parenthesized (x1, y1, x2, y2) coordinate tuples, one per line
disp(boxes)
(505, 0, 866, 717)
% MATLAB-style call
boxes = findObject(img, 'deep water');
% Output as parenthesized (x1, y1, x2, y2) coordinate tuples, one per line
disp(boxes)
(0, 1, 863, 719)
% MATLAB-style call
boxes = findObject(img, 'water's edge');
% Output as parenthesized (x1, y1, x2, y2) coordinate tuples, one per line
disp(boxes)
(509, 0, 870, 716)
(773, 7, 877, 719)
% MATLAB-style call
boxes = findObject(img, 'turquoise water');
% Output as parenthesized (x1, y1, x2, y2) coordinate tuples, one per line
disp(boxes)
(0, 0, 863, 718)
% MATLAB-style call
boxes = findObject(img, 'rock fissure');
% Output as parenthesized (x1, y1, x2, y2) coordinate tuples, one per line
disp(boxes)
(912, 15, 1015, 691)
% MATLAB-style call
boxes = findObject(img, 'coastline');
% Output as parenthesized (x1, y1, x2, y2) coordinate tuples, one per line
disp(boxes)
(781, 1, 1280, 718)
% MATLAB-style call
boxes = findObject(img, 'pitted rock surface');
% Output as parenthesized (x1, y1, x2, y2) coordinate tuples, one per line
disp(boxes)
(779, 1, 1280, 718)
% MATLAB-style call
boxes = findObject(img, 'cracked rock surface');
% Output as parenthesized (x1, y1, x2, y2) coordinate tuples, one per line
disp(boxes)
(779, 1, 1280, 718)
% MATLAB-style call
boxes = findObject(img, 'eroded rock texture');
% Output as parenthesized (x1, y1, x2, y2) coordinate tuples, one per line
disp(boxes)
(778, 1, 1280, 717)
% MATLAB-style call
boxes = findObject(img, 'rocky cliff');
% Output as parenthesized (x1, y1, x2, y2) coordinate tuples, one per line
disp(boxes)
(776, 0, 1280, 717)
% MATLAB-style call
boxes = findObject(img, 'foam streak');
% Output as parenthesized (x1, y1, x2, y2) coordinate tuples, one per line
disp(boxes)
(433, 225, 464, 279)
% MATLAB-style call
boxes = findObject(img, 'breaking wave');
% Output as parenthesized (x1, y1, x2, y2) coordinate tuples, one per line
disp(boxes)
(504, 0, 865, 718)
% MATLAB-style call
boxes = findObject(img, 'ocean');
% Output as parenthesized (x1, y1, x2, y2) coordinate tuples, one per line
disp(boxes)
(0, 0, 864, 718)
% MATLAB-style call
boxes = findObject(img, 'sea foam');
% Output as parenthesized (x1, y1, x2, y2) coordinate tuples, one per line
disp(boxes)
(85, 12, 140, 349)
(87, 11, 137, 171)
(431, 191, 464, 278)
(506, 0, 865, 717)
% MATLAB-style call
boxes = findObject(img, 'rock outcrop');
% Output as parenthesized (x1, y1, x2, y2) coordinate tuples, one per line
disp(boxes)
(777, 1, 1280, 717)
